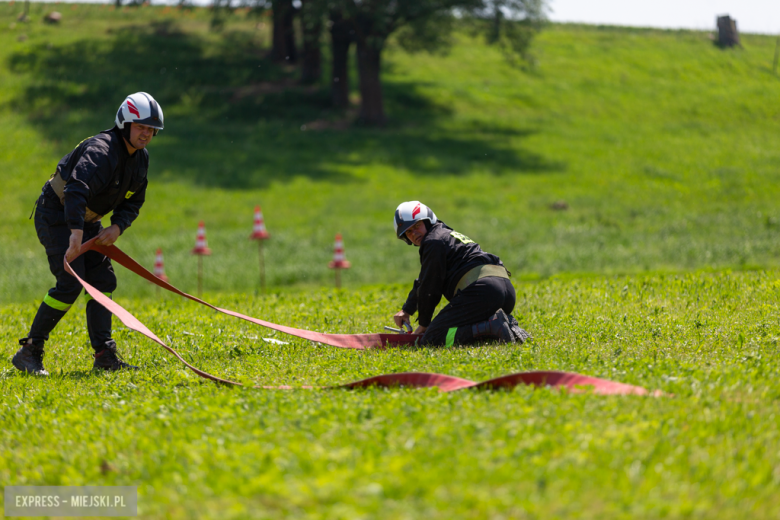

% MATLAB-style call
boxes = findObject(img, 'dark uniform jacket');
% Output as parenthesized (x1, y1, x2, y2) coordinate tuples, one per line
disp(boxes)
(402, 222, 504, 327)
(44, 127, 149, 233)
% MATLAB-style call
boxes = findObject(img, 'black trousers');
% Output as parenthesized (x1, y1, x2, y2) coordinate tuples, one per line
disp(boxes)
(26, 193, 117, 350)
(420, 276, 516, 347)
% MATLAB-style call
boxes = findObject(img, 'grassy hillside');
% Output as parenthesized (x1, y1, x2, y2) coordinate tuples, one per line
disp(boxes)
(1, 3, 780, 302)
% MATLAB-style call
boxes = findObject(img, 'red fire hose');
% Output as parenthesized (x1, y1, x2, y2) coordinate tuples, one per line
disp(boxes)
(62, 238, 662, 396)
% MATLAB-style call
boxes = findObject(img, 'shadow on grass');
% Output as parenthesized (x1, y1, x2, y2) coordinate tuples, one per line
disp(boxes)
(7, 20, 564, 189)
(0, 368, 94, 381)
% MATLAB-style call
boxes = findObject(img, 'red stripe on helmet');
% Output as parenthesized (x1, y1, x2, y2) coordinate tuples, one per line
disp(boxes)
(126, 100, 140, 118)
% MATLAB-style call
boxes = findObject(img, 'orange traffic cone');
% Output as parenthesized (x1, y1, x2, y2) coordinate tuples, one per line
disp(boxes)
(328, 233, 350, 288)
(249, 206, 270, 240)
(192, 221, 212, 256)
(153, 248, 168, 283)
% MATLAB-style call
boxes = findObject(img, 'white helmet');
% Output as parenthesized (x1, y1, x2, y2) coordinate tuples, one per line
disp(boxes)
(115, 92, 164, 136)
(394, 201, 437, 245)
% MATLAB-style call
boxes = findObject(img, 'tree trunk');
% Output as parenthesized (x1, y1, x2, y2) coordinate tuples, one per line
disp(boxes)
(284, 3, 297, 62)
(271, 0, 297, 63)
(300, 0, 322, 84)
(329, 13, 353, 108)
(356, 37, 385, 126)
(490, 4, 502, 43)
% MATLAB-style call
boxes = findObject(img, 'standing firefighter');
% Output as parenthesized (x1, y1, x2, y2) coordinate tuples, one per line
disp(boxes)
(393, 201, 529, 347)
(13, 92, 164, 376)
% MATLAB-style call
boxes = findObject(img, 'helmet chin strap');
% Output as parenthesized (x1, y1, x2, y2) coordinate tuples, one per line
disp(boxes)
(121, 123, 132, 142)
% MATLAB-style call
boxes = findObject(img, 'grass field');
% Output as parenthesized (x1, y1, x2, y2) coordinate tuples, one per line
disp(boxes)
(1, 2, 780, 518)
(2, 272, 780, 518)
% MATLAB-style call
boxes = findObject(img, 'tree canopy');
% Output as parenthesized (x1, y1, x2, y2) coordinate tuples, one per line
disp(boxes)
(251, 0, 548, 125)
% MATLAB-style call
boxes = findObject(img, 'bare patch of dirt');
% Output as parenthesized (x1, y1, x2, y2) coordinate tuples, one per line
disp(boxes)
(300, 108, 358, 131)
(229, 79, 319, 101)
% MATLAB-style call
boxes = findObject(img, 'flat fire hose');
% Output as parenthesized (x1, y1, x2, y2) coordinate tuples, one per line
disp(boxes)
(62, 237, 662, 396)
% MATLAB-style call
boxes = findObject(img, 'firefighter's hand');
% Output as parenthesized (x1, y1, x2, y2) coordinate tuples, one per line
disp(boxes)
(95, 225, 121, 247)
(413, 325, 427, 336)
(394, 310, 412, 331)
(65, 229, 84, 263)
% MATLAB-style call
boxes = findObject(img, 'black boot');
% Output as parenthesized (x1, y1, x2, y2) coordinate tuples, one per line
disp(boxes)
(12, 338, 49, 376)
(507, 314, 531, 344)
(471, 309, 514, 343)
(93, 343, 139, 371)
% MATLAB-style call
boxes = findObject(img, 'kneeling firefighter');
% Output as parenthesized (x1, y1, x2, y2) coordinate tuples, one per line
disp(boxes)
(13, 92, 164, 376)
(392, 201, 530, 347)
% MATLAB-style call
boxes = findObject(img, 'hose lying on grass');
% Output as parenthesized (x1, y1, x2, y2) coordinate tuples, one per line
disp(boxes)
(63, 237, 663, 396)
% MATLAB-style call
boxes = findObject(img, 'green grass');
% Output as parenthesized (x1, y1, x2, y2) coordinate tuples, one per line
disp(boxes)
(1, 4, 780, 301)
(1, 3, 780, 518)
(2, 271, 780, 518)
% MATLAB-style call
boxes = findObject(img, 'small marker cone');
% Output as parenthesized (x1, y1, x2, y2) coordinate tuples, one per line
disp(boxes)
(192, 221, 212, 256)
(249, 206, 270, 293)
(250, 206, 270, 240)
(153, 248, 168, 283)
(191, 221, 210, 297)
(328, 233, 351, 270)
(328, 233, 350, 289)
